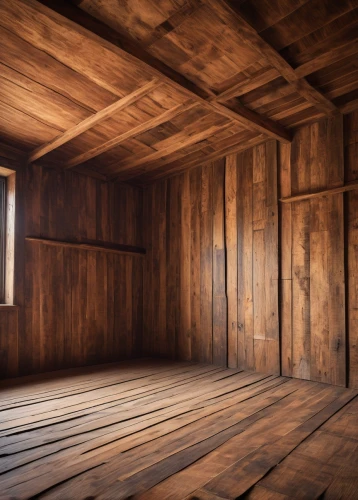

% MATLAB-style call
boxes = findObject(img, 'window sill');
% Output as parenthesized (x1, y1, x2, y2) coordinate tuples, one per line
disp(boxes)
(0, 304, 19, 310)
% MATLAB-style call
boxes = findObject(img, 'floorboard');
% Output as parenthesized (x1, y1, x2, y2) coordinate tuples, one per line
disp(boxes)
(0, 359, 356, 499)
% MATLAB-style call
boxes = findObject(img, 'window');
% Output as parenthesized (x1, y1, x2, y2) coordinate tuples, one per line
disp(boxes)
(0, 176, 5, 303)
(0, 167, 15, 305)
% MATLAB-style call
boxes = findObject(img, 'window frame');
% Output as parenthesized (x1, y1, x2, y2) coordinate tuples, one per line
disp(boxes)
(0, 176, 6, 303)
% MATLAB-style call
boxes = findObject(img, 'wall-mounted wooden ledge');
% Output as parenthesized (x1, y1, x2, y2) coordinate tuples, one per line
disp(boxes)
(280, 181, 358, 203)
(0, 305, 19, 311)
(25, 237, 146, 256)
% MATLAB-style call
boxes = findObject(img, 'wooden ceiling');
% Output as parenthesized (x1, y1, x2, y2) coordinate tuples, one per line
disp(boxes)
(0, 0, 358, 183)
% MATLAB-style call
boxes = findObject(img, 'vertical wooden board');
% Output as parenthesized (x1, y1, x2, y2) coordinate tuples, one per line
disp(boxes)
(243, 149, 254, 370)
(106, 252, 115, 361)
(212, 159, 226, 366)
(253, 230, 266, 345)
(310, 230, 329, 383)
(40, 167, 51, 237)
(225, 154, 238, 368)
(95, 251, 108, 363)
(24, 241, 37, 375)
(38, 243, 49, 372)
(158, 180, 167, 357)
(328, 194, 346, 386)
(0, 309, 18, 378)
(166, 176, 180, 360)
(252, 181, 266, 222)
(151, 183, 160, 356)
(63, 247, 72, 368)
(253, 143, 266, 183)
(291, 124, 311, 195)
(142, 186, 152, 356)
(114, 255, 126, 359)
(254, 339, 266, 374)
(281, 279, 292, 376)
(236, 152, 245, 368)
(310, 120, 327, 191)
(265, 140, 278, 208)
(70, 249, 82, 365)
(132, 256, 143, 358)
(190, 167, 201, 362)
(66, 171, 80, 240)
(26, 164, 41, 236)
(96, 181, 109, 241)
(292, 201, 311, 380)
(200, 164, 213, 364)
(50, 245, 66, 370)
(348, 191, 358, 388)
(252, 143, 266, 224)
(85, 250, 97, 364)
(265, 208, 279, 373)
(180, 170, 191, 361)
(327, 114, 344, 188)
(125, 256, 133, 358)
(279, 142, 292, 376)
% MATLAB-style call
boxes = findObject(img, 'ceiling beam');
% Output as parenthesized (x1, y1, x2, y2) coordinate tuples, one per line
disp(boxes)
(28, 78, 160, 163)
(207, 0, 339, 116)
(134, 134, 268, 183)
(214, 68, 279, 102)
(110, 120, 234, 181)
(36, 0, 291, 144)
(64, 100, 197, 169)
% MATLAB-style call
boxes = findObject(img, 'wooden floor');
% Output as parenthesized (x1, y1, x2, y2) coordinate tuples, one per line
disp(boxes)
(0, 360, 357, 499)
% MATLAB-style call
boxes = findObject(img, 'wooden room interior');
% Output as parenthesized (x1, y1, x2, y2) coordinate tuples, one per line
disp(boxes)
(0, 0, 358, 498)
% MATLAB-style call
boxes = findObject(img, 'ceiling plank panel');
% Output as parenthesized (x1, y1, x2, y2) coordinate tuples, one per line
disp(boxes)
(206, 0, 338, 116)
(29, 79, 161, 163)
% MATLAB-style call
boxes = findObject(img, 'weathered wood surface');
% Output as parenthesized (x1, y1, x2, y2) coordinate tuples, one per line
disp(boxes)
(0, 163, 144, 378)
(144, 146, 279, 373)
(279, 114, 346, 386)
(1, 0, 358, 180)
(0, 360, 356, 499)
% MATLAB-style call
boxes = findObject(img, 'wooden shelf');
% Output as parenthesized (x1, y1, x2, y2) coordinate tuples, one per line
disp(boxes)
(25, 237, 146, 256)
(280, 181, 358, 203)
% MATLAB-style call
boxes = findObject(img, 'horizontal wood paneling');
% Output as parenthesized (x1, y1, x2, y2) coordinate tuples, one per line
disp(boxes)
(143, 144, 280, 374)
(0, 160, 143, 378)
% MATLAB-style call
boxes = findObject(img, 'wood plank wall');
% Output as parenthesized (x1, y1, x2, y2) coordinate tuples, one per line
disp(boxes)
(0, 159, 143, 378)
(143, 141, 280, 374)
(144, 112, 358, 389)
(280, 116, 346, 387)
(345, 110, 358, 389)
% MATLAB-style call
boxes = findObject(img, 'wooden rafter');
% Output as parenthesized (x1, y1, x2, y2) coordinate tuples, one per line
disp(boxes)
(36, 0, 291, 145)
(64, 100, 197, 169)
(206, 0, 338, 116)
(28, 78, 160, 163)
(140, 134, 268, 183)
(110, 119, 234, 180)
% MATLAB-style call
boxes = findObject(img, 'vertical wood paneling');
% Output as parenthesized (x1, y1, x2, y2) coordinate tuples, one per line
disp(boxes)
(180, 171, 191, 361)
(345, 110, 358, 389)
(225, 154, 238, 368)
(280, 114, 346, 387)
(190, 167, 201, 362)
(212, 160, 227, 366)
(0, 164, 144, 378)
(144, 150, 279, 374)
(200, 165, 213, 364)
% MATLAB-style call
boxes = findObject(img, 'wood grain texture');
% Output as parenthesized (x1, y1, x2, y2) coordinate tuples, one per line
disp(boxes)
(144, 145, 279, 374)
(0, 360, 356, 499)
(279, 114, 346, 386)
(2, 0, 358, 180)
(0, 160, 144, 379)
